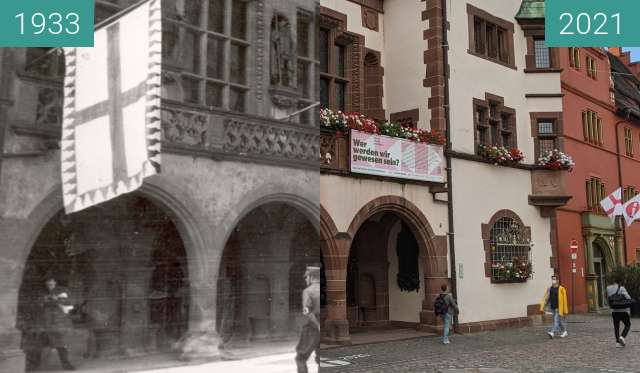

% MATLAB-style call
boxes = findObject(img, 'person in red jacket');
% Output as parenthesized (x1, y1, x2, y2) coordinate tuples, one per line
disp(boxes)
(540, 275, 569, 339)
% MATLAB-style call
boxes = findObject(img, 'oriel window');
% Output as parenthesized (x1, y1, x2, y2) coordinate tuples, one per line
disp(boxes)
(162, 0, 250, 112)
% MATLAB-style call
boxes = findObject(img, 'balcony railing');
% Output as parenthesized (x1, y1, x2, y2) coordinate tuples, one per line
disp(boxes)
(161, 101, 319, 169)
(9, 72, 319, 169)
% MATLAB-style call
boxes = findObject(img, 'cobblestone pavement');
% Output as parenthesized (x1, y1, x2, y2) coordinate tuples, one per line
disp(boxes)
(320, 315, 640, 373)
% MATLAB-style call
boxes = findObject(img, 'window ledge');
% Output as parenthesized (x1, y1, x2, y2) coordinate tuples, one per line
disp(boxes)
(447, 150, 536, 170)
(491, 278, 529, 284)
(523, 68, 563, 74)
(467, 49, 517, 70)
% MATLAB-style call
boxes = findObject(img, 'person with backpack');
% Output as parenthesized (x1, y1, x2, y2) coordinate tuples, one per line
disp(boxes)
(606, 275, 634, 348)
(434, 283, 458, 345)
(539, 275, 568, 339)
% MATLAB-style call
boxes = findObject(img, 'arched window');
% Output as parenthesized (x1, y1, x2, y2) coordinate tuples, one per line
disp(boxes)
(483, 212, 533, 283)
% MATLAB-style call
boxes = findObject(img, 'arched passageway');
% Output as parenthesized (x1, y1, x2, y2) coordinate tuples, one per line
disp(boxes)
(17, 194, 190, 371)
(320, 196, 449, 344)
(216, 202, 319, 346)
(346, 214, 425, 328)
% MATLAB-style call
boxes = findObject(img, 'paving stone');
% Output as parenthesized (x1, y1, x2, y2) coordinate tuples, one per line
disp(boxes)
(320, 315, 640, 373)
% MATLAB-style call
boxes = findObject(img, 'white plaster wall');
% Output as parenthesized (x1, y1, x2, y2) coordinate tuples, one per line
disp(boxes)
(451, 159, 553, 323)
(447, 0, 562, 162)
(524, 73, 562, 96)
(445, 1, 560, 323)
(387, 221, 426, 323)
(321, 0, 384, 53)
(320, 175, 448, 237)
(383, 0, 430, 129)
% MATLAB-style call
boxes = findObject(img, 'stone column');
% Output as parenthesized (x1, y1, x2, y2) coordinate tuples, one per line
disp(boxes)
(0, 291, 25, 373)
(270, 265, 290, 339)
(0, 219, 27, 372)
(321, 233, 351, 345)
(583, 234, 597, 312)
(615, 220, 625, 266)
(178, 275, 221, 360)
(419, 235, 448, 333)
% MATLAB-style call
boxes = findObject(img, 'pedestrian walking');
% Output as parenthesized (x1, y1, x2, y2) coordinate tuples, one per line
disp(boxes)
(606, 275, 634, 348)
(434, 283, 458, 345)
(295, 265, 320, 373)
(540, 275, 568, 339)
(29, 276, 76, 371)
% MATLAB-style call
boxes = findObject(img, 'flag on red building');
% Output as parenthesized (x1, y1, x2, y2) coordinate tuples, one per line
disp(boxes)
(61, 0, 162, 214)
(623, 194, 640, 227)
(600, 187, 623, 221)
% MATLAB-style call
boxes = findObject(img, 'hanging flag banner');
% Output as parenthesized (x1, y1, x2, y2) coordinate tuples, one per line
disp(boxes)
(600, 187, 623, 221)
(622, 193, 640, 227)
(61, 0, 162, 214)
(350, 130, 444, 183)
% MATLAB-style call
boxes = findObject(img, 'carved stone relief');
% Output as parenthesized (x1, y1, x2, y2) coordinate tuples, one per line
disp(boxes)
(162, 109, 208, 147)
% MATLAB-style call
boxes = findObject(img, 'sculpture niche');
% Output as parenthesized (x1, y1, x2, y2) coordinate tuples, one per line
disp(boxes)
(269, 14, 297, 109)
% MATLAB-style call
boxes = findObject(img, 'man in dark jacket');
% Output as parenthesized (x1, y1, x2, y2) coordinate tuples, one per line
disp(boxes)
(295, 266, 320, 373)
(31, 277, 76, 371)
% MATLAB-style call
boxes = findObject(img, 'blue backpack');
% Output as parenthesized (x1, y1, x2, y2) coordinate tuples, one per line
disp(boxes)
(434, 293, 448, 316)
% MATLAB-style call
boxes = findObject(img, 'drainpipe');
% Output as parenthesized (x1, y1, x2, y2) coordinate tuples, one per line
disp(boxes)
(440, 0, 459, 332)
(615, 108, 631, 265)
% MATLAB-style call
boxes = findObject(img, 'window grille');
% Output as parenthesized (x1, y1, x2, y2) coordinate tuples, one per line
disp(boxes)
(534, 39, 550, 68)
(489, 217, 532, 283)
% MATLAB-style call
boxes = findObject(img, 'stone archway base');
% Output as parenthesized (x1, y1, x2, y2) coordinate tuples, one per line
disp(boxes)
(321, 196, 449, 345)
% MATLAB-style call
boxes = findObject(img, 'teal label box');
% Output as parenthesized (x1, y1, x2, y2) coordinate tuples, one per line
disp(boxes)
(0, 0, 94, 47)
(546, 0, 640, 47)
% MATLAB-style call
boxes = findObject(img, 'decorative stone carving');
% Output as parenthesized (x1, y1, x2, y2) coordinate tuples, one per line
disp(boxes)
(320, 134, 336, 166)
(268, 87, 298, 109)
(35, 87, 62, 127)
(224, 119, 319, 161)
(361, 7, 379, 31)
(162, 108, 208, 147)
(270, 14, 295, 88)
(254, 0, 265, 104)
(319, 130, 349, 171)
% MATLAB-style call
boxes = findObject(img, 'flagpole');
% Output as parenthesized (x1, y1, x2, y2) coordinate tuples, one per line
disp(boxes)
(276, 102, 320, 121)
(25, 0, 153, 70)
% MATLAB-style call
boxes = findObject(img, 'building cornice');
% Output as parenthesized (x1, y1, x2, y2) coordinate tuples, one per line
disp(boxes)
(561, 82, 616, 112)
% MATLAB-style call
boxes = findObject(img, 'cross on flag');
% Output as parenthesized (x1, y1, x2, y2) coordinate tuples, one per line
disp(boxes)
(600, 187, 623, 220)
(600, 187, 640, 227)
(61, 0, 162, 214)
(623, 194, 640, 227)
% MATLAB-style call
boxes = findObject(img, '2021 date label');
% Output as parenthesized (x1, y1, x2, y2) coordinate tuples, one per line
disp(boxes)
(0, 0, 93, 47)
(547, 0, 640, 46)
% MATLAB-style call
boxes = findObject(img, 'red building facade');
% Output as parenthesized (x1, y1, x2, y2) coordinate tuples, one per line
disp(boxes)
(557, 47, 640, 313)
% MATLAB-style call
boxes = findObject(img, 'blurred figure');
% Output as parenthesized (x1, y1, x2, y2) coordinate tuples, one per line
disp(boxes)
(28, 277, 76, 371)
(295, 266, 320, 373)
